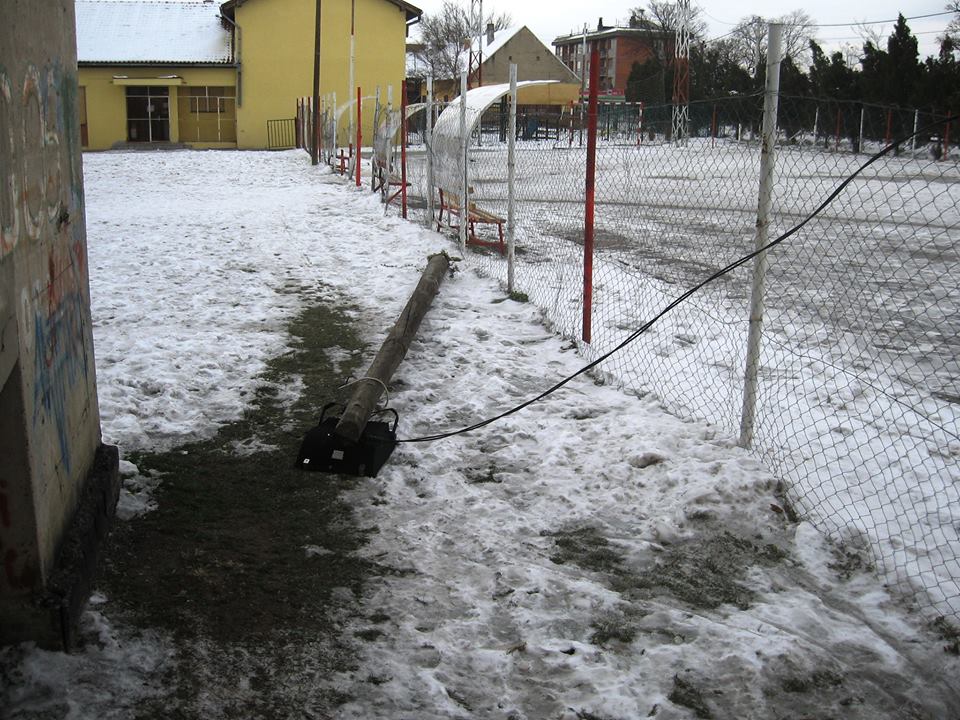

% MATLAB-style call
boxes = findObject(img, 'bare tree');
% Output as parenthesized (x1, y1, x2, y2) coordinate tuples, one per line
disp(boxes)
(630, 0, 707, 39)
(730, 15, 767, 75)
(414, 1, 511, 80)
(779, 9, 815, 65)
(729, 10, 816, 73)
(943, 0, 960, 49)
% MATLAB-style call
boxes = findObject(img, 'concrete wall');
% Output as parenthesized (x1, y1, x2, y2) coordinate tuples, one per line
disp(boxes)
(1, 0, 115, 648)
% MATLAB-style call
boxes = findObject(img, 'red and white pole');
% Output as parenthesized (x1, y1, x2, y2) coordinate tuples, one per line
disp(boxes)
(583, 41, 600, 345)
(637, 101, 644, 146)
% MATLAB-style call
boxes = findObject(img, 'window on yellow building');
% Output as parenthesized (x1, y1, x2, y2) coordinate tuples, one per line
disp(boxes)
(178, 86, 236, 143)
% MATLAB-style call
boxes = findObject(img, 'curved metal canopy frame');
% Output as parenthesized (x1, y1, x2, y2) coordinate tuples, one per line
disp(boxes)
(432, 80, 557, 192)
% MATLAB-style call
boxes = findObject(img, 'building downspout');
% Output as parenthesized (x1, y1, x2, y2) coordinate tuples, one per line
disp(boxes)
(221, 13, 242, 106)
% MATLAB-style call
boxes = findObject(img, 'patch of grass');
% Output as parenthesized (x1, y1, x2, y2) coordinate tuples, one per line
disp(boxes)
(930, 616, 960, 655)
(781, 670, 844, 693)
(99, 292, 383, 716)
(627, 532, 787, 611)
(545, 525, 788, 613)
(465, 466, 501, 484)
(546, 526, 626, 574)
(589, 605, 647, 645)
(508, 291, 529, 303)
(827, 537, 875, 580)
(669, 674, 713, 719)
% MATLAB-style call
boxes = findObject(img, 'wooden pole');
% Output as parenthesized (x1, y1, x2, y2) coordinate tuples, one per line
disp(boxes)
(311, 0, 322, 165)
(335, 253, 451, 442)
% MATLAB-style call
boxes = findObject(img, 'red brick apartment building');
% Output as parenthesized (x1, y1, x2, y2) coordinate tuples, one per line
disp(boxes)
(553, 15, 673, 100)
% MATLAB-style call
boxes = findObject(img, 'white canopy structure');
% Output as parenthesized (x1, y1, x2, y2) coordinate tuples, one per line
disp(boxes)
(432, 81, 557, 193)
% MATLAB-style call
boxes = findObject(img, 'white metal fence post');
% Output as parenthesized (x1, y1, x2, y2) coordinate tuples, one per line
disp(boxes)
(912, 108, 920, 152)
(372, 86, 381, 191)
(738, 23, 783, 449)
(426, 75, 435, 230)
(459, 71, 468, 254)
(857, 105, 867, 153)
(507, 63, 517, 293)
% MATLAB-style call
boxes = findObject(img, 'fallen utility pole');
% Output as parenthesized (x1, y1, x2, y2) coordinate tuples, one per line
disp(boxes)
(296, 252, 451, 477)
(336, 251, 451, 442)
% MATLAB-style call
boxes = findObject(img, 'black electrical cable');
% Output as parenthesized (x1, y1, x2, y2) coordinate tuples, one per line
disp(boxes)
(396, 114, 959, 444)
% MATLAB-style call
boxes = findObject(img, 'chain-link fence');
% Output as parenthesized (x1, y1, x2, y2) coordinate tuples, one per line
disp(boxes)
(313, 65, 960, 625)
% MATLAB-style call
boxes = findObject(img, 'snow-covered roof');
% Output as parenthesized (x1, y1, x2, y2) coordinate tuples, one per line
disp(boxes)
(76, 1, 234, 65)
(471, 26, 522, 60)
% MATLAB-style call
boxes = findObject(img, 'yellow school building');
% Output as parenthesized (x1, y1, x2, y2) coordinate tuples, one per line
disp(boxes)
(76, 0, 421, 150)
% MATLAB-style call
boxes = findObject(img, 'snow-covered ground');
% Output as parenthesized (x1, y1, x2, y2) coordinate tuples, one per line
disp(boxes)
(401, 135, 960, 622)
(2, 149, 959, 718)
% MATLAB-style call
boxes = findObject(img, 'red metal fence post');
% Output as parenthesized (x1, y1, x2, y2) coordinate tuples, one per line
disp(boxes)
(638, 101, 644, 145)
(583, 41, 600, 344)
(356, 87, 362, 187)
(400, 80, 408, 218)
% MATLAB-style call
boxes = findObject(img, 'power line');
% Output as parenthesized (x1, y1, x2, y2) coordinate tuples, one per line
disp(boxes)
(701, 9, 954, 44)
(811, 10, 953, 28)
(396, 113, 959, 445)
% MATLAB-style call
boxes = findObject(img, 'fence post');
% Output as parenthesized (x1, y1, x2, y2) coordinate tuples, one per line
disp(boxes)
(885, 108, 893, 146)
(638, 101, 644, 145)
(311, 0, 321, 166)
(943, 113, 952, 161)
(812, 105, 819, 146)
(459, 71, 468, 254)
(835, 107, 841, 152)
(425, 75, 435, 230)
(912, 108, 919, 152)
(583, 41, 600, 345)
(739, 23, 782, 449)
(356, 86, 362, 187)
(372, 87, 381, 192)
(508, 63, 517, 294)
(857, 105, 867, 153)
(400, 80, 408, 219)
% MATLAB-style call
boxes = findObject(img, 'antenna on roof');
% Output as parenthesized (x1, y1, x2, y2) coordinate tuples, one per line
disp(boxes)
(467, 0, 483, 88)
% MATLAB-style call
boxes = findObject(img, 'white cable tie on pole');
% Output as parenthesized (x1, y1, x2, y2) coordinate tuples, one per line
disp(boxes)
(339, 377, 390, 409)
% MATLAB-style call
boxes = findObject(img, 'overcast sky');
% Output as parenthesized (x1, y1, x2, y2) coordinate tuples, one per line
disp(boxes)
(410, 0, 953, 63)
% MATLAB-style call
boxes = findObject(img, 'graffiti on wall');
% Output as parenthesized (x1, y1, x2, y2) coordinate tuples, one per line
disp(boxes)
(1, 62, 83, 260)
(1, 62, 90, 476)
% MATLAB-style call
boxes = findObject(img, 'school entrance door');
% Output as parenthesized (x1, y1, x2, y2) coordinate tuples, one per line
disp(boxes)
(126, 86, 169, 142)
